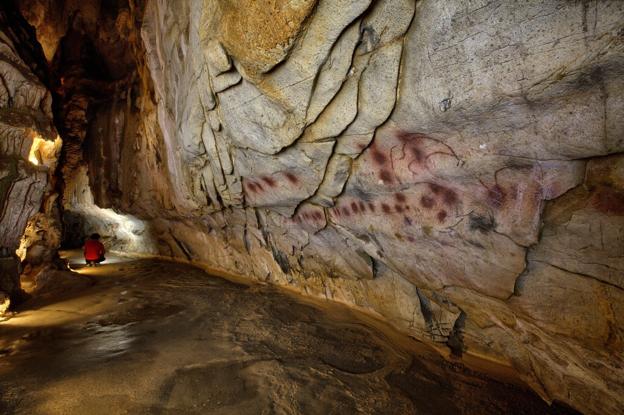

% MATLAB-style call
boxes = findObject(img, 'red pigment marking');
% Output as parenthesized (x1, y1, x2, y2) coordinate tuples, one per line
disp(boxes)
(261, 176, 277, 187)
(397, 132, 428, 164)
(342, 207, 351, 217)
(437, 210, 447, 222)
(368, 203, 376, 212)
(255, 182, 264, 191)
(284, 172, 299, 184)
(397, 131, 427, 143)
(442, 188, 458, 206)
(395, 204, 405, 213)
(334, 208, 342, 217)
(410, 146, 424, 163)
(314, 212, 323, 220)
(404, 216, 413, 226)
(429, 183, 443, 195)
(487, 184, 507, 208)
(395, 193, 406, 203)
(420, 195, 434, 209)
(592, 186, 624, 215)
(358, 201, 366, 212)
(405, 205, 410, 210)
(407, 235, 415, 242)
(381, 203, 392, 213)
(371, 149, 387, 165)
(351, 201, 360, 213)
(247, 182, 258, 193)
(509, 184, 519, 200)
(379, 170, 393, 183)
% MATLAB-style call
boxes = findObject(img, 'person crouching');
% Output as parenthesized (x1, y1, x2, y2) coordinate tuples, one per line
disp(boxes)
(84, 233, 106, 266)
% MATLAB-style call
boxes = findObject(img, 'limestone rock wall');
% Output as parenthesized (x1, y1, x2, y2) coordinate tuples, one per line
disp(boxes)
(0, 4, 60, 311)
(46, 1, 624, 413)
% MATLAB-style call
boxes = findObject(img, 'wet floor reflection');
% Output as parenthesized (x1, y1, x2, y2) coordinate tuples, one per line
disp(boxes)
(0, 252, 580, 414)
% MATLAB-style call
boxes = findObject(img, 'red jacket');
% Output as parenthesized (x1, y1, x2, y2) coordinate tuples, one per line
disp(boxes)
(84, 239, 105, 260)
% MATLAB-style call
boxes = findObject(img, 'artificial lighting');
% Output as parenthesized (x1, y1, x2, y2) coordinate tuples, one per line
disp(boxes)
(27, 134, 62, 167)
(28, 136, 43, 165)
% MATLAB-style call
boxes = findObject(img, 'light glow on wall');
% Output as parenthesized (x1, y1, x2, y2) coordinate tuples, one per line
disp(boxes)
(28, 134, 62, 167)
(64, 166, 157, 256)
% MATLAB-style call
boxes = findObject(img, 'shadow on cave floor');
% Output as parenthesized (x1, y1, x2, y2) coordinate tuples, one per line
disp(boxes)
(0, 251, 579, 415)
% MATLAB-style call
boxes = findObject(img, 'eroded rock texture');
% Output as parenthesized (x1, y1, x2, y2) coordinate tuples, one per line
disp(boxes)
(18, 1, 624, 413)
(0, 4, 59, 310)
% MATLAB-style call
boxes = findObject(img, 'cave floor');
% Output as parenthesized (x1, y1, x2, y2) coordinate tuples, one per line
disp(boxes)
(0, 252, 577, 415)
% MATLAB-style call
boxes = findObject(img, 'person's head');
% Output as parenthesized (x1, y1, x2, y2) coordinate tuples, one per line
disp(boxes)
(90, 233, 101, 240)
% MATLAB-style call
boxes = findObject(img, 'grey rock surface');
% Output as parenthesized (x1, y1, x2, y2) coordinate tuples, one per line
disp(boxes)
(14, 1, 624, 414)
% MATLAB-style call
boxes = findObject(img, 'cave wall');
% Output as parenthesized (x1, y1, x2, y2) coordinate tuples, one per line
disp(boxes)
(17, 1, 624, 413)
(0, 4, 60, 312)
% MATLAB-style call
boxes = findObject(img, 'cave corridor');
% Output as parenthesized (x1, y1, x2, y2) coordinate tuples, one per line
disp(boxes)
(0, 1, 623, 414)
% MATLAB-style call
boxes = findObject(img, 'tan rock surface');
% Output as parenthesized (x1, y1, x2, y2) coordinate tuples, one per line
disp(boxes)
(10, 1, 624, 413)
(0, 5, 59, 310)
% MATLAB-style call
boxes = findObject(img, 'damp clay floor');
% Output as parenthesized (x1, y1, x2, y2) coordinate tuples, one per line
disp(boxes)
(0, 251, 578, 415)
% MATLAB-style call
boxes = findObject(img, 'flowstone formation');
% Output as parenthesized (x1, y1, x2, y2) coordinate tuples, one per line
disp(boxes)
(11, 1, 624, 414)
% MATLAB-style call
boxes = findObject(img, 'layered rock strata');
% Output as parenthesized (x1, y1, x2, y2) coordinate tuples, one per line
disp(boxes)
(16, 1, 624, 414)
(0, 4, 60, 311)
